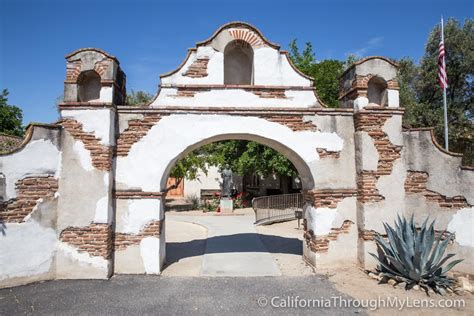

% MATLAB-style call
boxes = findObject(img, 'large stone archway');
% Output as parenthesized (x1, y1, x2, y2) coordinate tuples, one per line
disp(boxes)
(113, 113, 335, 273)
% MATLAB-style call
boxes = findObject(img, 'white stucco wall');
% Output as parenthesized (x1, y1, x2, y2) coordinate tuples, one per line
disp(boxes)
(183, 166, 221, 197)
(160, 42, 311, 87)
(116, 114, 344, 192)
(61, 109, 115, 146)
(0, 139, 60, 200)
(153, 88, 317, 108)
(0, 221, 57, 281)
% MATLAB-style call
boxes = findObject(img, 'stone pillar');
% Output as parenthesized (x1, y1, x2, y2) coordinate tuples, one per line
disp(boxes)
(56, 48, 126, 279)
(340, 57, 405, 269)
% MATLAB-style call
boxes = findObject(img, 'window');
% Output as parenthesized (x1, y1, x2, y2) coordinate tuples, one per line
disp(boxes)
(224, 40, 253, 85)
(78, 70, 101, 102)
(367, 76, 388, 106)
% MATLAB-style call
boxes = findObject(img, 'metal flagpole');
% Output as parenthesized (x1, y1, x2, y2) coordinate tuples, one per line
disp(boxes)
(441, 17, 449, 150)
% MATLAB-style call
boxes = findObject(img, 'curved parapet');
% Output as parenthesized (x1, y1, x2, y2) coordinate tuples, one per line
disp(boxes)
(403, 127, 472, 203)
(149, 21, 321, 108)
(0, 123, 61, 201)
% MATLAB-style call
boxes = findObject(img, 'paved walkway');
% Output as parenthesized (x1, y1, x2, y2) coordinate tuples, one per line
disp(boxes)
(167, 214, 281, 277)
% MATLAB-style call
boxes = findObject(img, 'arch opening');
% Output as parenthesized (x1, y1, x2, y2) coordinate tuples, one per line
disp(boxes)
(159, 133, 314, 193)
(77, 70, 101, 102)
(224, 40, 254, 85)
(367, 76, 388, 106)
(161, 135, 314, 277)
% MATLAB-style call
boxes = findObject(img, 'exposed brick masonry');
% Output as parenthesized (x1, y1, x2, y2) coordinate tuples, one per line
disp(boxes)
(303, 189, 357, 208)
(304, 219, 354, 252)
(0, 176, 58, 223)
(360, 228, 455, 242)
(405, 171, 470, 208)
(114, 190, 163, 199)
(183, 58, 209, 78)
(60, 224, 113, 258)
(355, 112, 403, 203)
(116, 114, 163, 156)
(264, 115, 316, 131)
(94, 58, 110, 77)
(116, 114, 315, 158)
(65, 60, 82, 82)
(114, 220, 162, 251)
(61, 119, 113, 171)
(246, 88, 286, 99)
(316, 148, 340, 159)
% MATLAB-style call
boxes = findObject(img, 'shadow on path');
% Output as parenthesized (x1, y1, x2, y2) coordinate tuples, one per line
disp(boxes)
(165, 233, 301, 266)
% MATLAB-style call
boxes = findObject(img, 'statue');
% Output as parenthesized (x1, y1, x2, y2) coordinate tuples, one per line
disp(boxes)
(221, 167, 233, 197)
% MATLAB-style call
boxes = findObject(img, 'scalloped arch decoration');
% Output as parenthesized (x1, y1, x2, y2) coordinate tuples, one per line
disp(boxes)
(228, 28, 265, 48)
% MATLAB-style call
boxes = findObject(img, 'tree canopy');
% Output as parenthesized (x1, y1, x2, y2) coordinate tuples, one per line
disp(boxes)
(289, 40, 344, 107)
(0, 89, 24, 137)
(399, 18, 473, 165)
(126, 90, 154, 105)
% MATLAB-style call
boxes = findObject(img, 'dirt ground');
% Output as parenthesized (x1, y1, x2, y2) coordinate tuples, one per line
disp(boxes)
(320, 266, 473, 315)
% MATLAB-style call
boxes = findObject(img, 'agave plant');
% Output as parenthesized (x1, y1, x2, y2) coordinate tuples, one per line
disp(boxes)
(370, 215, 463, 295)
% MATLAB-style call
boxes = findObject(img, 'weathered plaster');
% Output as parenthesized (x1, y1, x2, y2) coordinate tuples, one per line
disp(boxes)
(364, 159, 406, 232)
(152, 88, 317, 108)
(387, 90, 399, 108)
(73, 140, 94, 171)
(99, 86, 113, 103)
(57, 243, 108, 269)
(140, 237, 161, 274)
(114, 245, 145, 274)
(57, 133, 110, 231)
(355, 132, 379, 171)
(309, 115, 357, 189)
(403, 131, 474, 204)
(118, 113, 144, 133)
(0, 221, 57, 281)
(447, 207, 474, 247)
(0, 139, 60, 200)
(355, 59, 397, 81)
(160, 43, 311, 87)
(116, 114, 344, 191)
(117, 199, 162, 234)
(61, 109, 115, 146)
(354, 97, 369, 110)
(382, 115, 403, 146)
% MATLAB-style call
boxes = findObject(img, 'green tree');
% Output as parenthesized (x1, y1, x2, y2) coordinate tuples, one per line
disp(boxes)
(400, 18, 473, 165)
(126, 90, 154, 105)
(168, 140, 298, 190)
(0, 89, 24, 136)
(289, 40, 344, 107)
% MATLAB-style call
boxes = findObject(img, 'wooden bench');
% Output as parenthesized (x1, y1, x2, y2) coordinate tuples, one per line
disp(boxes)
(200, 189, 221, 202)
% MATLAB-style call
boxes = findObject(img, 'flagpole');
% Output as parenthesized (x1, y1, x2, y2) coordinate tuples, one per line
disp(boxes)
(441, 17, 449, 150)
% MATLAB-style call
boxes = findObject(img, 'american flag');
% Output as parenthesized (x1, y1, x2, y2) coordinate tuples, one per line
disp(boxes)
(438, 39, 448, 90)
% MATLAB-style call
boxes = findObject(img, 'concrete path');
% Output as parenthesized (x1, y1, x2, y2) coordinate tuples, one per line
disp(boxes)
(166, 214, 281, 277)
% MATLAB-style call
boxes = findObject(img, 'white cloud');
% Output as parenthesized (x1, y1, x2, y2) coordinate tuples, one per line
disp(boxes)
(347, 36, 384, 57)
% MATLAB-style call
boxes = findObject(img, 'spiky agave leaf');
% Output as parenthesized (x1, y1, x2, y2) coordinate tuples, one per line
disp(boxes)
(369, 215, 463, 294)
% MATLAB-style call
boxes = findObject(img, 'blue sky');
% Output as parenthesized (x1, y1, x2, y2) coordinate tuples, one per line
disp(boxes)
(1, 0, 472, 124)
